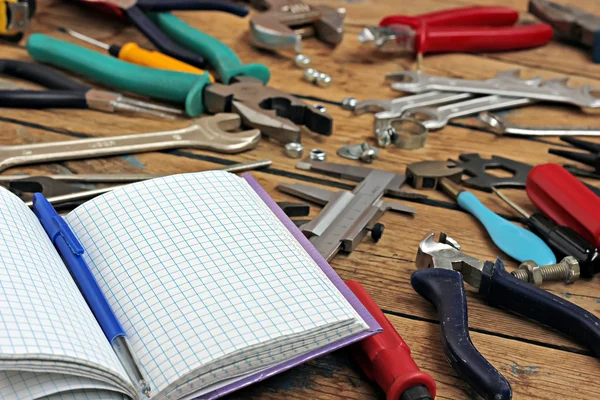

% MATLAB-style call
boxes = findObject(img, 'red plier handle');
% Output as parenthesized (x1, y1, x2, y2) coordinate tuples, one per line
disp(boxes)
(380, 6, 553, 55)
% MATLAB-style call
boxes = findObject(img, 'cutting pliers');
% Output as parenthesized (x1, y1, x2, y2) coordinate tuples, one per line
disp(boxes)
(359, 6, 553, 56)
(0, 59, 181, 118)
(414, 232, 600, 400)
(74, 0, 248, 70)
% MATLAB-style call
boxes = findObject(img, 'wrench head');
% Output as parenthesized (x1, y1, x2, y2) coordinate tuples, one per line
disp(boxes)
(454, 153, 533, 191)
(406, 160, 463, 190)
(203, 81, 333, 144)
(478, 112, 508, 134)
(7, 176, 87, 199)
(194, 113, 262, 154)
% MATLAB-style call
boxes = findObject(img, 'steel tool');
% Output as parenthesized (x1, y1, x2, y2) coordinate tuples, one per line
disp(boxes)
(346, 280, 436, 400)
(1, 0, 34, 42)
(74, 0, 248, 70)
(527, 164, 600, 250)
(353, 91, 473, 118)
(413, 232, 600, 399)
(406, 160, 555, 265)
(278, 161, 420, 261)
(389, 70, 600, 109)
(360, 6, 552, 67)
(58, 27, 215, 82)
(0, 114, 260, 173)
(248, 0, 345, 52)
(0, 59, 181, 118)
(529, 0, 600, 63)
(493, 188, 600, 277)
(375, 118, 429, 150)
(480, 112, 600, 136)
(549, 137, 600, 174)
(337, 143, 379, 163)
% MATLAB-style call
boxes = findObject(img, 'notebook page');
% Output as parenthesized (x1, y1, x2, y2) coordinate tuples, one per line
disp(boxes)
(0, 187, 133, 397)
(64, 172, 367, 398)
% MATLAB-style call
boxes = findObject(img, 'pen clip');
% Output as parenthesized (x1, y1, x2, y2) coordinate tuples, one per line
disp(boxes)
(32, 193, 84, 255)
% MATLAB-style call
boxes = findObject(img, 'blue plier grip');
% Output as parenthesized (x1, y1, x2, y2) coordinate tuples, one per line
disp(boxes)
(150, 12, 270, 84)
(411, 268, 512, 400)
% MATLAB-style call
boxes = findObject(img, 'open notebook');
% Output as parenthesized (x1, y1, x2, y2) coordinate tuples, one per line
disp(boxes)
(0, 171, 378, 400)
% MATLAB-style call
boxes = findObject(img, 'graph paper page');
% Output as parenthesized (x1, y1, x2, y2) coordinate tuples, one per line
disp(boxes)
(65, 172, 366, 398)
(0, 187, 134, 399)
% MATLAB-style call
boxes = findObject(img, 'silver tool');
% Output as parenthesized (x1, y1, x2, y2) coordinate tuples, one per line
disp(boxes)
(404, 95, 535, 130)
(337, 143, 379, 163)
(23, 160, 273, 208)
(0, 114, 261, 172)
(353, 91, 474, 117)
(284, 142, 304, 158)
(278, 161, 418, 261)
(375, 118, 428, 149)
(389, 70, 600, 108)
(309, 148, 327, 161)
(480, 112, 600, 136)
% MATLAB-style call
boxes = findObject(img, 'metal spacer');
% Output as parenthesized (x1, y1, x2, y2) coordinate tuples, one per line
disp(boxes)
(309, 148, 327, 161)
(284, 142, 305, 158)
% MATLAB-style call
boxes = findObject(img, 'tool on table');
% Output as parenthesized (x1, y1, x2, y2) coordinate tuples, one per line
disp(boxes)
(359, 6, 553, 68)
(12, 160, 273, 208)
(414, 233, 600, 400)
(493, 188, 599, 277)
(248, 0, 345, 52)
(27, 35, 330, 144)
(33, 193, 152, 397)
(346, 280, 436, 400)
(549, 137, 600, 175)
(337, 143, 379, 164)
(389, 70, 600, 109)
(406, 160, 556, 265)
(480, 112, 600, 136)
(1, 0, 34, 42)
(278, 161, 421, 261)
(527, 163, 600, 250)
(57, 27, 215, 82)
(0, 59, 181, 118)
(375, 117, 429, 150)
(0, 114, 260, 173)
(75, 0, 248, 70)
(529, 0, 600, 63)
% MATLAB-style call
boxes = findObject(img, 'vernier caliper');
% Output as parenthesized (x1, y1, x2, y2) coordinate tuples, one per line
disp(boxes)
(278, 160, 423, 261)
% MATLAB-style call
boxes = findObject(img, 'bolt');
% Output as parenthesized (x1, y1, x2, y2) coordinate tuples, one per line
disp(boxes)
(342, 97, 358, 111)
(316, 72, 332, 88)
(511, 256, 580, 286)
(294, 54, 311, 68)
(303, 68, 319, 83)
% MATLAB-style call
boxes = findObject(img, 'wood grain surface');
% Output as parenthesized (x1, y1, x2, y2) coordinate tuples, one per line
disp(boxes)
(2, 0, 600, 399)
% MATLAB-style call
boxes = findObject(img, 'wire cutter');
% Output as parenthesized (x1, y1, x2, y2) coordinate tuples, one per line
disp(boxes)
(73, 0, 249, 70)
(414, 232, 600, 400)
(549, 137, 600, 178)
(0, 59, 181, 118)
(529, 0, 600, 63)
(359, 6, 553, 66)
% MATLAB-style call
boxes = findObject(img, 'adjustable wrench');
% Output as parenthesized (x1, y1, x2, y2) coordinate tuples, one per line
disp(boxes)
(0, 113, 261, 172)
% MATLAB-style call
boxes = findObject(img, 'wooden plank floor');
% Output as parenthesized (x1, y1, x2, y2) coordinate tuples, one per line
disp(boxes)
(2, 0, 600, 398)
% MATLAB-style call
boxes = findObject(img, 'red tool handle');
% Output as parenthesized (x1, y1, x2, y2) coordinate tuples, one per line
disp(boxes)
(345, 281, 436, 400)
(526, 164, 600, 248)
(380, 6, 519, 29)
(407, 23, 554, 54)
(74, 0, 126, 19)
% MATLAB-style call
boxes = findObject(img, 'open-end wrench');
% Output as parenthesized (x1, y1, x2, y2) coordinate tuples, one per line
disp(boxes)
(480, 112, 600, 136)
(0, 114, 261, 172)
(404, 95, 535, 130)
(389, 70, 600, 108)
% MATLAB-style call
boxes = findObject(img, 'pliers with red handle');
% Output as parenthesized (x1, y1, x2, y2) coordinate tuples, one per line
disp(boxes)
(359, 6, 554, 57)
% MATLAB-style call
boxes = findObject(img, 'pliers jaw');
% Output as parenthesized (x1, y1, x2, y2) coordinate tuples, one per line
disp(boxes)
(358, 25, 415, 53)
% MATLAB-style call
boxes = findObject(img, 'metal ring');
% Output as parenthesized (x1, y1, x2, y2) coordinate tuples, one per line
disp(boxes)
(375, 117, 428, 150)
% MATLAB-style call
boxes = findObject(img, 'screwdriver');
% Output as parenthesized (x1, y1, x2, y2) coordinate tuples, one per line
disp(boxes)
(493, 188, 600, 277)
(58, 27, 215, 82)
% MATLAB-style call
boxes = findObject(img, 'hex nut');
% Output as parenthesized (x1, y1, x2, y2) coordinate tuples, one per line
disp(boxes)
(303, 68, 319, 83)
(284, 142, 304, 159)
(519, 261, 543, 286)
(316, 72, 332, 88)
(563, 256, 580, 284)
(309, 148, 327, 161)
(342, 97, 358, 111)
(294, 54, 311, 69)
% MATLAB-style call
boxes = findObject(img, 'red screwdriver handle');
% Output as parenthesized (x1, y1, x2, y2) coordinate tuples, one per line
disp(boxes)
(346, 281, 436, 400)
(527, 164, 600, 248)
(410, 23, 554, 54)
(380, 6, 519, 29)
(75, 0, 126, 19)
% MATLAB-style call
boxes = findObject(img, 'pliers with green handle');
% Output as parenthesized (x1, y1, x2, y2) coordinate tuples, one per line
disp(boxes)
(27, 34, 332, 144)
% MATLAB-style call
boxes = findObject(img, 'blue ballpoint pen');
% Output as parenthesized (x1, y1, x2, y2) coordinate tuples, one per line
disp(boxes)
(33, 193, 151, 398)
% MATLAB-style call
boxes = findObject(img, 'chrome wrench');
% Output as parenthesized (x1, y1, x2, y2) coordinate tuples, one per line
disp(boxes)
(0, 114, 261, 172)
(480, 112, 600, 136)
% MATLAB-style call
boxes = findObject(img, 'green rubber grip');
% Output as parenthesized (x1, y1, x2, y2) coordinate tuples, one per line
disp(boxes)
(150, 12, 270, 85)
(26, 34, 211, 117)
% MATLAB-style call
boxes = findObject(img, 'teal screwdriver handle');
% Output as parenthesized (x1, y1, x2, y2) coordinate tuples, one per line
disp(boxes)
(150, 12, 270, 85)
(457, 191, 556, 266)
(26, 34, 211, 117)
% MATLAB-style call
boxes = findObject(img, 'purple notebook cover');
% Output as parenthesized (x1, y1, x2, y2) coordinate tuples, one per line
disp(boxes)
(196, 174, 382, 399)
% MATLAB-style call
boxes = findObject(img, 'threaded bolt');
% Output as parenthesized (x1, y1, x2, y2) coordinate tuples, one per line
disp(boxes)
(511, 256, 580, 286)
